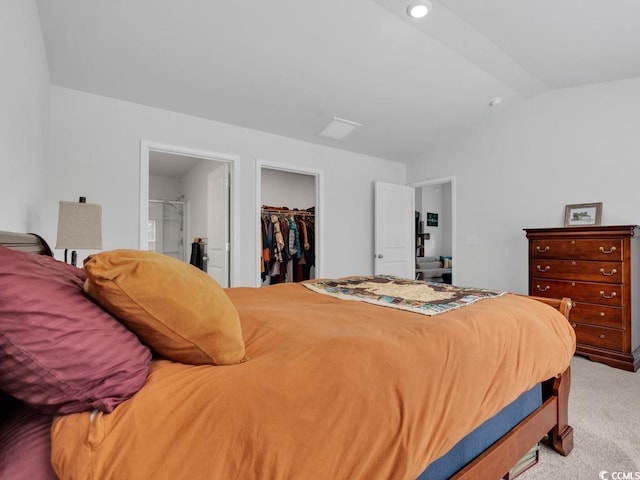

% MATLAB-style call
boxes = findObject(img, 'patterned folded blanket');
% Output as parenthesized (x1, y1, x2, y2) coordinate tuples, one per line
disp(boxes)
(302, 275, 506, 316)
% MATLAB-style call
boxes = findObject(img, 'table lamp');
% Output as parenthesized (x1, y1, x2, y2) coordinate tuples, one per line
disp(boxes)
(55, 196, 103, 266)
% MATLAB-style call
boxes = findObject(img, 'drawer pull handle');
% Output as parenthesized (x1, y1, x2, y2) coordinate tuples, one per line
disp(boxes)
(599, 334, 606, 339)
(600, 268, 617, 276)
(600, 291, 616, 299)
(599, 246, 617, 254)
(600, 312, 605, 317)
(537, 265, 550, 272)
(536, 246, 550, 253)
(571, 323, 577, 328)
(536, 285, 550, 292)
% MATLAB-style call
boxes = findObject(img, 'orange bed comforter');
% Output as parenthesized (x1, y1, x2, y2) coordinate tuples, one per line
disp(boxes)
(51, 284, 575, 480)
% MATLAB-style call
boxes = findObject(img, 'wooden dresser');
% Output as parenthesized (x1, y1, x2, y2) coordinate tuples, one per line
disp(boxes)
(525, 225, 640, 371)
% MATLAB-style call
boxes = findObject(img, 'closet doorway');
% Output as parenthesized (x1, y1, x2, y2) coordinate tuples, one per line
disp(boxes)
(256, 161, 322, 287)
(139, 141, 237, 287)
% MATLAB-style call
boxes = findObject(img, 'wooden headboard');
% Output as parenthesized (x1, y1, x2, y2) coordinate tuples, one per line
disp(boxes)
(0, 231, 52, 256)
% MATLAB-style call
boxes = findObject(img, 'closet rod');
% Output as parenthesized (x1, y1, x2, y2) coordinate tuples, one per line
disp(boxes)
(261, 208, 314, 217)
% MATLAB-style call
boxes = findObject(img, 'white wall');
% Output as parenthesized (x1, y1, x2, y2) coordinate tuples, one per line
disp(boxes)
(149, 175, 182, 201)
(441, 182, 452, 257)
(407, 77, 640, 293)
(0, 0, 50, 233)
(261, 169, 316, 210)
(420, 185, 443, 258)
(43, 86, 406, 285)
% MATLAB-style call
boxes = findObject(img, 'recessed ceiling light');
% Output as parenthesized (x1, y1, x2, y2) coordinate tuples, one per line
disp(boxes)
(317, 117, 363, 140)
(407, 1, 432, 19)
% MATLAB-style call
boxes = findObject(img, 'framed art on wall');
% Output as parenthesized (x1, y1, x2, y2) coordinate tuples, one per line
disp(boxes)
(564, 202, 602, 227)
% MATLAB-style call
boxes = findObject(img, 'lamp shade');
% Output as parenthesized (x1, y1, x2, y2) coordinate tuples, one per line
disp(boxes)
(55, 200, 103, 250)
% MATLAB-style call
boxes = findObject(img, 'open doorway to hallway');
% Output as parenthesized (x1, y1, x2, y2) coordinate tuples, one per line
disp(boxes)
(410, 177, 456, 284)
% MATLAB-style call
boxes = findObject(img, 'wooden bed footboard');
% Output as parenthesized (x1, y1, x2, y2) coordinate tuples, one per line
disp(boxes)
(451, 296, 574, 479)
(528, 295, 573, 321)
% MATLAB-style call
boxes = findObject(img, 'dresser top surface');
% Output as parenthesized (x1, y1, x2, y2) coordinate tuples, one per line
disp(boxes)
(525, 225, 640, 238)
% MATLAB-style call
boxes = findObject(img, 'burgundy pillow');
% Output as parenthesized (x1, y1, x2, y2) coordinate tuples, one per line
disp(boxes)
(0, 404, 56, 480)
(0, 245, 151, 414)
(0, 391, 21, 425)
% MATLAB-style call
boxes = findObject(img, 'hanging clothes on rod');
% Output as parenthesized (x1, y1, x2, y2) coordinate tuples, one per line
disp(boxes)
(260, 205, 315, 284)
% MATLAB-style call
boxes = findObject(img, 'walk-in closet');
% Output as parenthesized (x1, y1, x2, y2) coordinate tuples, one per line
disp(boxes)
(260, 168, 318, 286)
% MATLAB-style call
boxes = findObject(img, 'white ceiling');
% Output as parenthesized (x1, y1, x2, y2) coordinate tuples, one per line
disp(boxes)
(36, 0, 640, 162)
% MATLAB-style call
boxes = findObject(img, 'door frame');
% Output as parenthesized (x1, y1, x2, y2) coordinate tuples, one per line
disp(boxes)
(408, 175, 457, 283)
(139, 140, 239, 285)
(255, 159, 323, 287)
(207, 163, 230, 287)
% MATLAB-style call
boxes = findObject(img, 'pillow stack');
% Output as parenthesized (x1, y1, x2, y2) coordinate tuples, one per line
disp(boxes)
(0, 245, 152, 415)
(83, 249, 246, 366)
(0, 401, 56, 480)
(0, 245, 246, 479)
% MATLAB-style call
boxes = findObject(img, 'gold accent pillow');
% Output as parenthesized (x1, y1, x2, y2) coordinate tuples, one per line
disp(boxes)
(83, 250, 245, 366)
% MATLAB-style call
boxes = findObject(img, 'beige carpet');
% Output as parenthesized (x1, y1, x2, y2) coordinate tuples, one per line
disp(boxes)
(520, 355, 640, 480)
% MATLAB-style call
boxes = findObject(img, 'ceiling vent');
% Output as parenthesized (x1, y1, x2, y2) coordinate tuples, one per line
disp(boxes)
(317, 117, 363, 140)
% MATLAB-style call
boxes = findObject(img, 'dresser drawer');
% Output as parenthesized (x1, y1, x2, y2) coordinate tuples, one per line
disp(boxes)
(531, 239, 623, 261)
(531, 279, 623, 306)
(570, 302, 624, 329)
(571, 323, 624, 351)
(531, 259, 622, 283)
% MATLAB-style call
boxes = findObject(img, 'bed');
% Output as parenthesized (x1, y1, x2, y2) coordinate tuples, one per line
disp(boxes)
(0, 231, 576, 480)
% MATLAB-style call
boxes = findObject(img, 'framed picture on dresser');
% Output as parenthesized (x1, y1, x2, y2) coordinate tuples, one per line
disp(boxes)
(564, 202, 602, 227)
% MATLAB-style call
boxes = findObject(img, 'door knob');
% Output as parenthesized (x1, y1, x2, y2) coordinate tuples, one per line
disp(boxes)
(376, 254, 384, 259)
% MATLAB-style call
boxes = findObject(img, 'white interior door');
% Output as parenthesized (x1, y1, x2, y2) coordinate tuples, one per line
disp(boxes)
(374, 181, 415, 279)
(207, 163, 230, 287)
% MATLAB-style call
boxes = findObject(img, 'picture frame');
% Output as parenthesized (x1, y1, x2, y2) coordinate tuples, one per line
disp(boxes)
(426, 212, 439, 227)
(564, 202, 602, 227)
